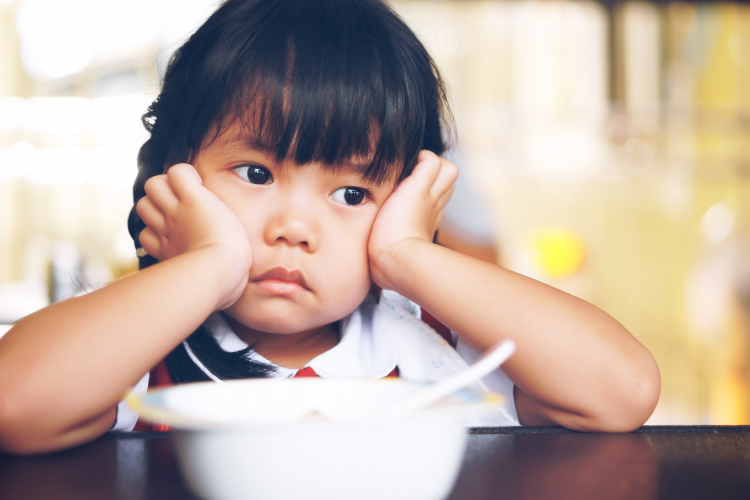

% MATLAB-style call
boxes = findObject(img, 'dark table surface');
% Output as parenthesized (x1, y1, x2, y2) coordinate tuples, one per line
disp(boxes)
(1, 426, 749, 499)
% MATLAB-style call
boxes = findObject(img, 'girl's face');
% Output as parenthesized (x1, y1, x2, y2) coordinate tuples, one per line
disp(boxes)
(193, 120, 396, 334)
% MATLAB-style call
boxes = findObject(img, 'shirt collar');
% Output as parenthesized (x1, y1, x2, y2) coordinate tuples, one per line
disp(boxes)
(203, 294, 400, 379)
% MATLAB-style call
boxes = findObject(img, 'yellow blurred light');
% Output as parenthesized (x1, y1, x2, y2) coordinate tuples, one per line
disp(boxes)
(529, 229, 585, 279)
(701, 202, 734, 244)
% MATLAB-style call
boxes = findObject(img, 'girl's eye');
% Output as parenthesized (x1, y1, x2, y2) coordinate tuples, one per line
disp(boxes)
(233, 165, 272, 184)
(330, 187, 367, 206)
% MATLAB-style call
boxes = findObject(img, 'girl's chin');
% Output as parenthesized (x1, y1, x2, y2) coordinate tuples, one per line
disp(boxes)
(221, 310, 343, 335)
(245, 322, 323, 335)
(224, 293, 368, 334)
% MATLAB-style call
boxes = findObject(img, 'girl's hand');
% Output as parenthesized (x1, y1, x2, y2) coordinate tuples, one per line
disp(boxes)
(368, 150, 458, 291)
(136, 163, 252, 308)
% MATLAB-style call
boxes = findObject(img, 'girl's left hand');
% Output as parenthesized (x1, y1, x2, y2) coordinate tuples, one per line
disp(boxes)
(368, 150, 457, 290)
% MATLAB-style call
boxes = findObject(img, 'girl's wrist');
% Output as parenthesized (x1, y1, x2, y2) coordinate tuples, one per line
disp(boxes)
(371, 238, 430, 297)
(185, 245, 251, 310)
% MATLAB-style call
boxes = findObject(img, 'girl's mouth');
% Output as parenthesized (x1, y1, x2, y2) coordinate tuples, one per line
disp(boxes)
(252, 267, 310, 294)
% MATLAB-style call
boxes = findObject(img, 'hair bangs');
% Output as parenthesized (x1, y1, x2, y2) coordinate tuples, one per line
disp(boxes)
(196, 0, 445, 186)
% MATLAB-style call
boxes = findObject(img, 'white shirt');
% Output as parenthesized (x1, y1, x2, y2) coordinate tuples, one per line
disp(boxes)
(113, 291, 519, 430)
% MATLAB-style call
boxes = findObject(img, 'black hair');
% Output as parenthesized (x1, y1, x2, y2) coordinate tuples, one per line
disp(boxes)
(127, 0, 452, 383)
(164, 325, 275, 383)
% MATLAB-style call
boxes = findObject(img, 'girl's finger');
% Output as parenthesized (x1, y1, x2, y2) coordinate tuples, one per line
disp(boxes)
(412, 151, 442, 191)
(138, 227, 163, 261)
(434, 209, 445, 232)
(417, 149, 439, 164)
(430, 160, 459, 200)
(144, 175, 179, 214)
(136, 197, 166, 234)
(436, 184, 455, 212)
(166, 163, 203, 201)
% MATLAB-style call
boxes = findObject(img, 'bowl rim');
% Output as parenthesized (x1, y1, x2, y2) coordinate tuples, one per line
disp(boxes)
(127, 377, 504, 430)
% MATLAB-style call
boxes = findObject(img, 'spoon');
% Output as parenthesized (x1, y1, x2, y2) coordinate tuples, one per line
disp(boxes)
(383, 338, 516, 418)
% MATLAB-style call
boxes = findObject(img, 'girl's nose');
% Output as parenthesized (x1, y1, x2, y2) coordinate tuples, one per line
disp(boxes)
(263, 205, 320, 252)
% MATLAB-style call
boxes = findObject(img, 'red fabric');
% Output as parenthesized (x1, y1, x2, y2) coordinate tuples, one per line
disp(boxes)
(293, 366, 319, 378)
(150, 359, 174, 387)
(421, 309, 454, 346)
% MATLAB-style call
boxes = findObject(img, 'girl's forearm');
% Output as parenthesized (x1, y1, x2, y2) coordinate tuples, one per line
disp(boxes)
(0, 245, 242, 453)
(382, 239, 660, 432)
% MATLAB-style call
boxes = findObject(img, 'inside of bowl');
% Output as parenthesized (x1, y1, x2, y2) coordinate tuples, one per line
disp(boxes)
(136, 379, 492, 427)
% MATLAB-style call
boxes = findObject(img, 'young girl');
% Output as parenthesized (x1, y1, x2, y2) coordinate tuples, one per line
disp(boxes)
(0, 0, 659, 454)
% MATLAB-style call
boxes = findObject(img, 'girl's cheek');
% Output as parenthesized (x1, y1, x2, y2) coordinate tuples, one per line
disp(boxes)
(328, 224, 369, 267)
(215, 187, 266, 232)
(239, 208, 267, 241)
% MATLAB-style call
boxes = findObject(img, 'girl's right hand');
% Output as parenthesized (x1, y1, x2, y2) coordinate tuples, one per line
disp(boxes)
(136, 163, 252, 309)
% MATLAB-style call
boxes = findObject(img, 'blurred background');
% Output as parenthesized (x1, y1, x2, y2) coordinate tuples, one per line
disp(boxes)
(1, 0, 749, 425)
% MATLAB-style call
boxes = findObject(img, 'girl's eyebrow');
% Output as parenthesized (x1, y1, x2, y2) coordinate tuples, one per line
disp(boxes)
(228, 136, 272, 156)
(241, 138, 275, 155)
(217, 128, 378, 181)
(213, 132, 274, 158)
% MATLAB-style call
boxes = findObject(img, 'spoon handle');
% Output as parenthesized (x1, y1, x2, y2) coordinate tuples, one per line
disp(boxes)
(385, 339, 516, 418)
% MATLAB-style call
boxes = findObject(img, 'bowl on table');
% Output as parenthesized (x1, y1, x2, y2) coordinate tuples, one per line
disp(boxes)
(128, 378, 502, 500)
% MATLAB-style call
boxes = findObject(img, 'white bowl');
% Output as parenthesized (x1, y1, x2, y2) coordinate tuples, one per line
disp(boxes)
(129, 378, 502, 500)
